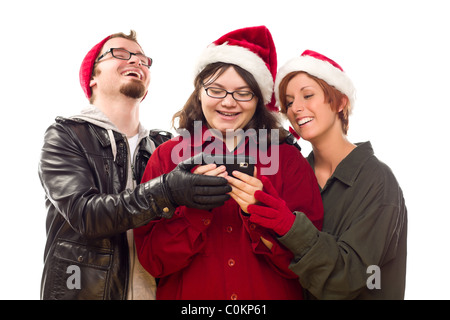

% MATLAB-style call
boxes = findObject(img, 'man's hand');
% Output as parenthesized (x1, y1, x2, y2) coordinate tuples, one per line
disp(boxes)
(164, 153, 231, 210)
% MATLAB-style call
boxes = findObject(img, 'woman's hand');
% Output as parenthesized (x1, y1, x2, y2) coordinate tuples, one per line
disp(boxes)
(193, 164, 228, 178)
(225, 167, 263, 213)
(247, 176, 296, 236)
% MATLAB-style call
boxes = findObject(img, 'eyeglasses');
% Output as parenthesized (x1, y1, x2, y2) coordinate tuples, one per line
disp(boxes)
(203, 87, 255, 102)
(96, 48, 153, 68)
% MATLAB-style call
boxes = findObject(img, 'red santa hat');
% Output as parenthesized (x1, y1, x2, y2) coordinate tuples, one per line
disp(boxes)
(194, 26, 278, 111)
(79, 35, 111, 99)
(275, 50, 356, 110)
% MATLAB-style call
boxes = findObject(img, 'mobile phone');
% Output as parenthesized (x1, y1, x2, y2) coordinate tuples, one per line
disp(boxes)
(202, 154, 255, 177)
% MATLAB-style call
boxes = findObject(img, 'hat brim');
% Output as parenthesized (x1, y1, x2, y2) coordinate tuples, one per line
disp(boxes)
(195, 43, 274, 105)
(275, 55, 356, 108)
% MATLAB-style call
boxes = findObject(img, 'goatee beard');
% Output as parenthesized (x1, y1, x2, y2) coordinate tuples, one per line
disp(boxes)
(120, 81, 146, 99)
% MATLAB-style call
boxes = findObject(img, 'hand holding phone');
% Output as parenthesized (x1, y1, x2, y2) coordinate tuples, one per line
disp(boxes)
(202, 155, 255, 177)
(224, 163, 263, 214)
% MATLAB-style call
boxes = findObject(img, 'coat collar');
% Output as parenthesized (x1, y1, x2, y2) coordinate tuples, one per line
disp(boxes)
(308, 141, 374, 188)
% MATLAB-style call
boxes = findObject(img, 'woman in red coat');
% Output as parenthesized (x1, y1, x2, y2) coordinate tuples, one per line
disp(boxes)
(134, 26, 323, 300)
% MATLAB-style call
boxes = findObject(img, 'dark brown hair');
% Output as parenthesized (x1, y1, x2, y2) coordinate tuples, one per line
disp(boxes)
(172, 62, 288, 143)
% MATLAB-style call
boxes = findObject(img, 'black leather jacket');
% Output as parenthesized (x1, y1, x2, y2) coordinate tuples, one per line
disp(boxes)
(39, 117, 173, 300)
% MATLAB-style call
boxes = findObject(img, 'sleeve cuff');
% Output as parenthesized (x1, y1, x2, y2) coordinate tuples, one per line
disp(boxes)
(143, 176, 177, 219)
(279, 212, 320, 258)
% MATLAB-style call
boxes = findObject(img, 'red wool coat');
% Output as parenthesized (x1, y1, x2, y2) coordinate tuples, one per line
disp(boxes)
(134, 128, 323, 300)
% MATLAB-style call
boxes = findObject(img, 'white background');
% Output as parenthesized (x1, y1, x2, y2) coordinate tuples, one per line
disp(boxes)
(1, 0, 448, 300)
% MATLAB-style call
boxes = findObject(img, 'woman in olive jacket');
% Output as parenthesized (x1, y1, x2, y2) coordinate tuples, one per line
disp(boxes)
(247, 50, 407, 299)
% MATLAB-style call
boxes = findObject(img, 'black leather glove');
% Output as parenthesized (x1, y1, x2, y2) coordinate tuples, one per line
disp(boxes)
(164, 153, 231, 210)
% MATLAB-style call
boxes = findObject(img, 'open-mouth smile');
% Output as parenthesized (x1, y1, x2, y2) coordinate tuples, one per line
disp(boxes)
(217, 110, 241, 118)
(297, 117, 313, 127)
(121, 70, 143, 80)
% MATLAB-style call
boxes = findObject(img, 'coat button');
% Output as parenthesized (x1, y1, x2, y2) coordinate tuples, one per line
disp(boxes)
(230, 293, 238, 300)
(77, 256, 84, 262)
(226, 226, 233, 233)
(203, 219, 211, 226)
(163, 207, 169, 213)
(228, 258, 235, 267)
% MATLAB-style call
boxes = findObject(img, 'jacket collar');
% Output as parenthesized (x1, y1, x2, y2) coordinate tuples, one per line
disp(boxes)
(89, 124, 124, 148)
(308, 141, 374, 188)
(333, 142, 374, 187)
(71, 105, 150, 160)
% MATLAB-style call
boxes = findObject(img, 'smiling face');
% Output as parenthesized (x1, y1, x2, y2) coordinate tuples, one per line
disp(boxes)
(90, 37, 150, 101)
(200, 66, 258, 135)
(285, 72, 344, 143)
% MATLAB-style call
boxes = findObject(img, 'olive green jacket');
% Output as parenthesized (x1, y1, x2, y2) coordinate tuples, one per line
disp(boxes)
(279, 142, 407, 299)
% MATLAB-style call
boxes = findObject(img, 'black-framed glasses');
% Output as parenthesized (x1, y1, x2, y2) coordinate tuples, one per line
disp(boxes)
(204, 87, 255, 102)
(96, 48, 153, 68)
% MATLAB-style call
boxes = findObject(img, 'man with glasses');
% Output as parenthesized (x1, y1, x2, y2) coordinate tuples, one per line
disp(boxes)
(38, 30, 231, 300)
